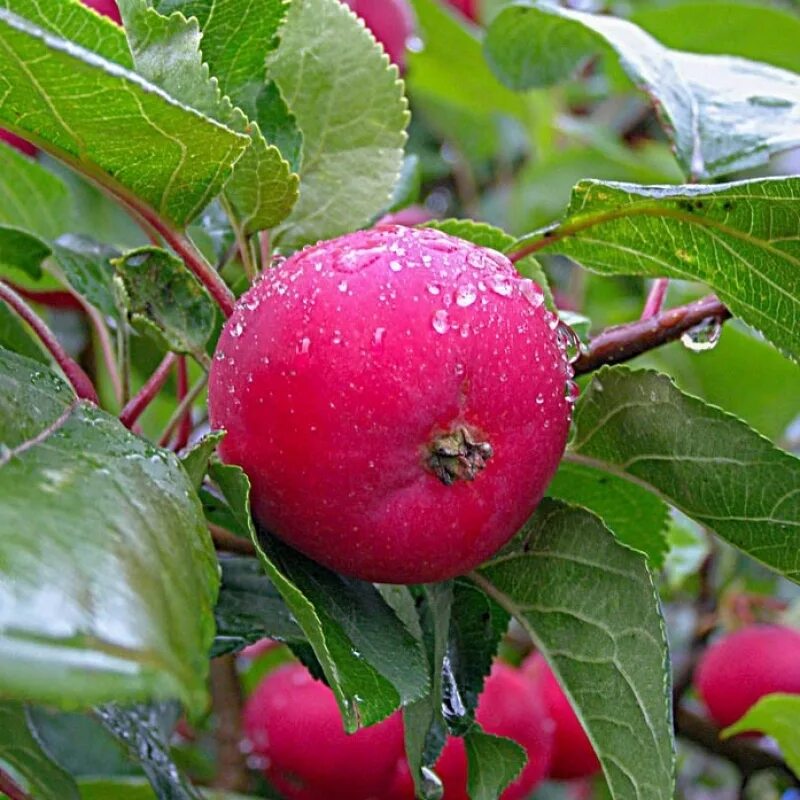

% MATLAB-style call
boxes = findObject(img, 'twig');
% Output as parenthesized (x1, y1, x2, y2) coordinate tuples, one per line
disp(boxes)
(210, 655, 251, 792)
(573, 295, 731, 376)
(259, 231, 271, 270)
(0, 280, 99, 404)
(172, 356, 192, 451)
(158, 374, 208, 446)
(208, 523, 257, 556)
(83, 302, 122, 406)
(676, 707, 794, 781)
(119, 353, 177, 429)
(641, 278, 669, 320)
(0, 768, 32, 800)
(221, 197, 257, 283)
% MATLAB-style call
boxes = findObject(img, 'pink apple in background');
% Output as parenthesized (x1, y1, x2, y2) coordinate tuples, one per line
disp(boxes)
(446, 0, 479, 23)
(378, 205, 436, 227)
(82, 0, 122, 23)
(343, 0, 414, 71)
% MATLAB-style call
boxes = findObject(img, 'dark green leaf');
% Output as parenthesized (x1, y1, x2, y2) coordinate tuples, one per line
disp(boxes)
(569, 367, 800, 583)
(212, 556, 304, 658)
(114, 247, 216, 361)
(181, 431, 224, 490)
(0, 9, 249, 228)
(209, 461, 429, 731)
(78, 777, 258, 800)
(0, 348, 218, 713)
(484, 3, 800, 179)
(267, 0, 409, 247)
(52, 235, 119, 319)
(0, 226, 51, 278)
(0, 702, 80, 800)
(547, 461, 669, 568)
(518, 177, 800, 362)
(464, 729, 526, 800)
(425, 218, 553, 308)
(473, 499, 674, 800)
(96, 703, 200, 800)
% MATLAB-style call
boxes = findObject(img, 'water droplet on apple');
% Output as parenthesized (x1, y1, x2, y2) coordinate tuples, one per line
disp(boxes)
(455, 283, 477, 307)
(432, 309, 449, 334)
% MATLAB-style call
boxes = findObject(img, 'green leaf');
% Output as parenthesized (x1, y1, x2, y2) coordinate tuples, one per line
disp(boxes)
(472, 499, 674, 800)
(0, 226, 51, 278)
(721, 693, 800, 775)
(630, 1, 800, 73)
(484, 3, 800, 179)
(0, 702, 80, 800)
(0, 9, 249, 228)
(569, 367, 800, 584)
(464, 729, 526, 800)
(547, 461, 669, 568)
(120, 0, 298, 233)
(96, 703, 201, 800)
(208, 461, 429, 731)
(518, 177, 800, 363)
(181, 430, 224, 490)
(52, 235, 120, 319)
(0, 348, 218, 714)
(78, 776, 259, 800)
(425, 218, 553, 308)
(267, 0, 409, 247)
(212, 556, 305, 658)
(0, 302, 47, 363)
(114, 247, 216, 362)
(0, 140, 72, 239)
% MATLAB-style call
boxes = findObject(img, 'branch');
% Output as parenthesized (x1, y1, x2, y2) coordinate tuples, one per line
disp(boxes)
(641, 278, 669, 320)
(119, 353, 177, 429)
(172, 356, 192, 451)
(573, 295, 731, 376)
(209, 523, 257, 556)
(675, 707, 794, 781)
(0, 280, 99, 404)
(0, 768, 32, 800)
(210, 655, 251, 792)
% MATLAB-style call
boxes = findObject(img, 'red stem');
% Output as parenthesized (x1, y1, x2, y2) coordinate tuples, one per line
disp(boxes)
(640, 278, 669, 320)
(0, 280, 99, 404)
(119, 353, 177, 429)
(172, 356, 192, 451)
(0, 768, 33, 800)
(573, 294, 731, 375)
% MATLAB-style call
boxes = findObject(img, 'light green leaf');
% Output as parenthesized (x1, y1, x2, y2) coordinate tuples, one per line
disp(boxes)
(114, 247, 216, 361)
(569, 367, 800, 583)
(0, 9, 249, 228)
(472, 499, 674, 800)
(721, 693, 800, 775)
(0, 141, 71, 239)
(484, 3, 800, 179)
(209, 461, 429, 732)
(180, 430, 224, 490)
(425, 218, 553, 308)
(0, 226, 50, 278)
(0, 302, 47, 363)
(267, 0, 409, 247)
(79, 776, 259, 800)
(119, 0, 298, 233)
(0, 702, 79, 800)
(630, 1, 800, 74)
(52, 235, 120, 319)
(0, 348, 219, 714)
(464, 729, 526, 800)
(517, 177, 800, 362)
(547, 461, 669, 568)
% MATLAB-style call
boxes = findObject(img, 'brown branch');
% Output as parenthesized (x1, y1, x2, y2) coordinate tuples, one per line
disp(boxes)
(209, 523, 257, 556)
(573, 294, 731, 376)
(0, 280, 99, 404)
(0, 768, 32, 800)
(676, 707, 794, 781)
(210, 655, 250, 793)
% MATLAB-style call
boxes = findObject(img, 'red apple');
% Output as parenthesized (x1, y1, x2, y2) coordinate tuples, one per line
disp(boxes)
(343, 0, 414, 71)
(696, 625, 800, 728)
(243, 663, 404, 800)
(446, 0, 478, 23)
(82, 0, 121, 23)
(522, 653, 601, 780)
(0, 130, 36, 157)
(209, 225, 572, 584)
(378, 205, 436, 227)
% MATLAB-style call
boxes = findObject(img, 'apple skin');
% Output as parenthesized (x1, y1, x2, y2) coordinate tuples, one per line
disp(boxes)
(378, 205, 435, 227)
(242, 663, 404, 800)
(696, 625, 800, 728)
(446, 0, 479, 22)
(387, 663, 555, 800)
(343, 0, 414, 71)
(0, 130, 36, 157)
(209, 225, 572, 584)
(82, 0, 121, 23)
(522, 653, 601, 780)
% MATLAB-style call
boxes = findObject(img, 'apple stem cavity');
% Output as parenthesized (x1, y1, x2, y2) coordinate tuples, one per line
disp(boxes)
(427, 425, 493, 485)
